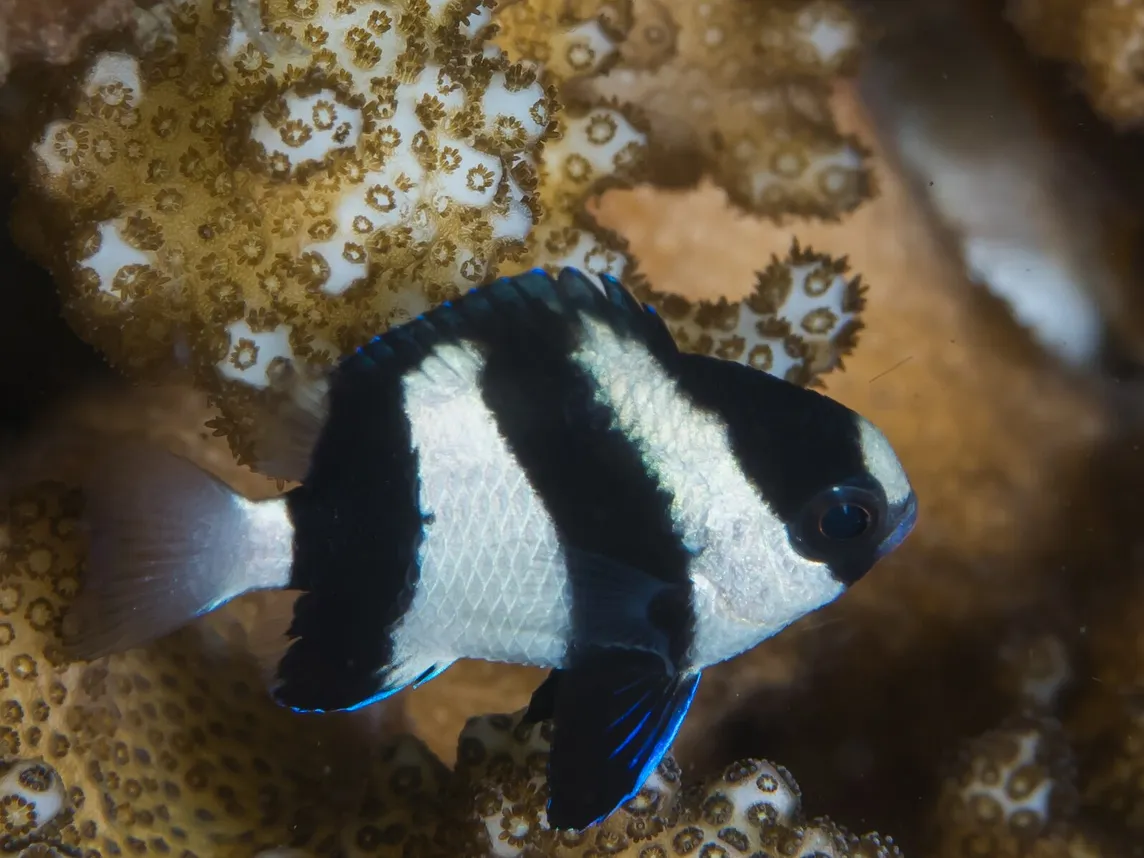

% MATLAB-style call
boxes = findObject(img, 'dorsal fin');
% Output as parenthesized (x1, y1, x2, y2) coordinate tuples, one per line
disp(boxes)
(248, 268, 673, 485)
(380, 268, 679, 367)
(504, 268, 681, 364)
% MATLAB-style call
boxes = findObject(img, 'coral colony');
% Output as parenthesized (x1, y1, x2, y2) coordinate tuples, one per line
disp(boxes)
(25, 0, 869, 462)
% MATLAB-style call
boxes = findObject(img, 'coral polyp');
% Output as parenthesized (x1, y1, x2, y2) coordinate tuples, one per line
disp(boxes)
(28, 0, 564, 452)
(636, 239, 866, 385)
(584, 0, 873, 220)
(19, 0, 876, 464)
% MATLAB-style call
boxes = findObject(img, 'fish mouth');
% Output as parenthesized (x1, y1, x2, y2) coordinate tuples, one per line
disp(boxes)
(876, 491, 918, 560)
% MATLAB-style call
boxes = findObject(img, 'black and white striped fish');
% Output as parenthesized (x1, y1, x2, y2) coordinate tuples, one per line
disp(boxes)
(64, 268, 917, 831)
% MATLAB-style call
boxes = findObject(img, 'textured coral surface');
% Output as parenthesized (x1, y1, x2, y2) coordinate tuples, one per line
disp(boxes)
(0, 479, 399, 856)
(11, 5, 1144, 857)
(1009, 0, 1144, 128)
(0, 0, 134, 83)
(9, 451, 1140, 857)
(489, 0, 648, 284)
(27, 0, 565, 459)
(0, 474, 908, 858)
(581, 0, 872, 220)
(415, 709, 902, 858)
(19, 0, 876, 466)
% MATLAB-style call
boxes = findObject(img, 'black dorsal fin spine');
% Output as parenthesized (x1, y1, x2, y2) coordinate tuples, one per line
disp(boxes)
(352, 268, 678, 375)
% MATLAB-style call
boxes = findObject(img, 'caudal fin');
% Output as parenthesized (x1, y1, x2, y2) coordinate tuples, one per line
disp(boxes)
(64, 445, 295, 661)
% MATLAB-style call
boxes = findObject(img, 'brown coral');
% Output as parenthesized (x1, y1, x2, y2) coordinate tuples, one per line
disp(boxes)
(490, 0, 871, 382)
(1064, 562, 1144, 836)
(25, 0, 560, 461)
(341, 707, 903, 858)
(490, 1, 650, 285)
(934, 714, 1078, 856)
(0, 455, 909, 857)
(0, 478, 398, 856)
(18, 0, 877, 467)
(634, 237, 865, 384)
(1009, 0, 1144, 128)
(0, 0, 135, 83)
(581, 0, 873, 220)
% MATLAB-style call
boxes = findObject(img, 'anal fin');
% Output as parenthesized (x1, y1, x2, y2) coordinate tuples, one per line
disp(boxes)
(544, 649, 701, 831)
(272, 642, 452, 713)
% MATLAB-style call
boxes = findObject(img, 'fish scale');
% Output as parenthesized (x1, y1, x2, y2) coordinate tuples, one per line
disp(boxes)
(394, 367, 572, 667)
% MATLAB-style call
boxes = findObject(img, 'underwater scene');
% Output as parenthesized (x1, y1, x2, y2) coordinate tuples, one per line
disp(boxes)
(2, 0, 1144, 855)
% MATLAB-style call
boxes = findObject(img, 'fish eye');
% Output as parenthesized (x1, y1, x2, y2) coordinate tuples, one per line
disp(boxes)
(789, 483, 886, 567)
(818, 500, 872, 541)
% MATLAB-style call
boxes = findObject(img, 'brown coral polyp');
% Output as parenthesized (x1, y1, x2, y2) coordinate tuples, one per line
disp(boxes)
(27, 0, 562, 460)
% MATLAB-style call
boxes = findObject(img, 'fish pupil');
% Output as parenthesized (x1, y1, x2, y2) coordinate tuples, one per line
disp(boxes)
(819, 502, 871, 540)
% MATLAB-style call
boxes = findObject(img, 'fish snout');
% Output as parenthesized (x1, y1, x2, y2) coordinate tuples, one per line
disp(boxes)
(876, 490, 918, 560)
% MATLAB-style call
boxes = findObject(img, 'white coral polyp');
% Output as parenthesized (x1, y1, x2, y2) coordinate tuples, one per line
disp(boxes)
(459, 1, 493, 38)
(665, 259, 856, 380)
(781, 261, 858, 346)
(530, 224, 628, 288)
(961, 729, 1054, 823)
(257, 19, 549, 300)
(487, 165, 532, 243)
(304, 237, 370, 297)
(80, 220, 155, 304)
(250, 89, 364, 171)
(516, 108, 645, 284)
(0, 760, 67, 834)
(744, 140, 863, 207)
(83, 52, 143, 106)
(560, 20, 620, 77)
(725, 762, 801, 823)
(795, 4, 858, 64)
(32, 53, 142, 178)
(480, 72, 550, 140)
(218, 320, 297, 387)
(554, 107, 642, 181)
(28, 0, 563, 408)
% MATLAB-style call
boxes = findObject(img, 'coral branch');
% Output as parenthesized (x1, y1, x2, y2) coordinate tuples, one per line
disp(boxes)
(582, 0, 874, 221)
(633, 239, 866, 386)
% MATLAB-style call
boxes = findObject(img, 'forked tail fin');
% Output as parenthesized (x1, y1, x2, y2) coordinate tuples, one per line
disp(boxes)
(63, 445, 295, 661)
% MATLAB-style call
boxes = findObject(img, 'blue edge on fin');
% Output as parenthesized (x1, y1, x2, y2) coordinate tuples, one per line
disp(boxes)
(288, 663, 447, 714)
(589, 672, 700, 828)
(543, 656, 703, 831)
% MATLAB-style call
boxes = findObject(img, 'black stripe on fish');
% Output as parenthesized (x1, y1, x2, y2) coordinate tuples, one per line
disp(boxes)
(474, 271, 696, 665)
(276, 330, 432, 714)
(670, 353, 877, 585)
(274, 268, 689, 718)
(474, 270, 700, 829)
